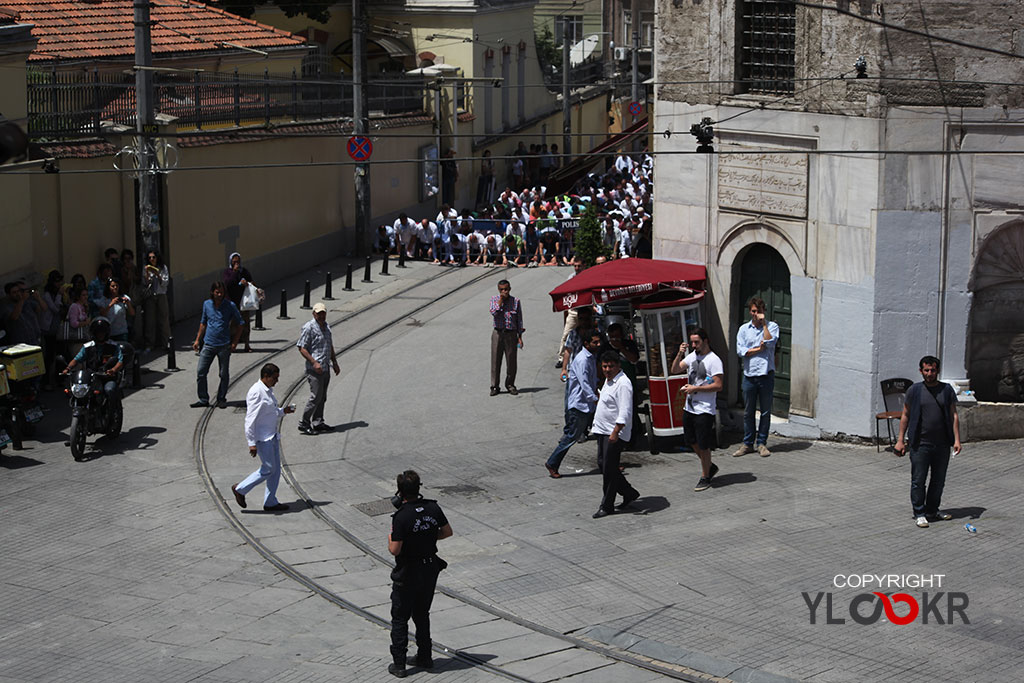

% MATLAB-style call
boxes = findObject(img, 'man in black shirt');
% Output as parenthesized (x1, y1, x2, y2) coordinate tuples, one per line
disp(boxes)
(387, 470, 453, 678)
(895, 356, 962, 528)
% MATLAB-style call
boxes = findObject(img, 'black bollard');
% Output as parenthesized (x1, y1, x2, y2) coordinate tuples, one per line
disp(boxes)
(397, 247, 406, 268)
(301, 280, 312, 309)
(324, 271, 334, 300)
(362, 255, 373, 283)
(254, 304, 266, 331)
(165, 336, 178, 371)
(132, 352, 142, 388)
(343, 264, 354, 291)
(380, 252, 390, 276)
(277, 289, 289, 319)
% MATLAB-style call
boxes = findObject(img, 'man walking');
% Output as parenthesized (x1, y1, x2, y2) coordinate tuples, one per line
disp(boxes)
(191, 281, 243, 409)
(546, 329, 601, 478)
(592, 352, 640, 518)
(489, 279, 524, 396)
(671, 328, 724, 492)
(231, 363, 294, 513)
(895, 356, 962, 528)
(387, 470, 453, 678)
(734, 297, 779, 457)
(296, 302, 340, 435)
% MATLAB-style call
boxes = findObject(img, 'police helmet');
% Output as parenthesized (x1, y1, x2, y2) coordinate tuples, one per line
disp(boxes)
(90, 317, 111, 342)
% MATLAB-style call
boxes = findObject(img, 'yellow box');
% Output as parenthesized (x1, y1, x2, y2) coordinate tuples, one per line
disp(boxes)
(0, 365, 9, 396)
(0, 344, 44, 381)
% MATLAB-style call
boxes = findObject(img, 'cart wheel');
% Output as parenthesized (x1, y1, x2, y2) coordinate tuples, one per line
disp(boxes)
(646, 413, 658, 455)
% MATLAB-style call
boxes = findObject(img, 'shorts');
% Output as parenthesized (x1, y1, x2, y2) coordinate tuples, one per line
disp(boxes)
(682, 410, 716, 450)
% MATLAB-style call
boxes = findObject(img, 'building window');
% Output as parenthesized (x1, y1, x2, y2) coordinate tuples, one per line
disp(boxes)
(554, 15, 583, 46)
(641, 15, 654, 48)
(739, 1, 796, 95)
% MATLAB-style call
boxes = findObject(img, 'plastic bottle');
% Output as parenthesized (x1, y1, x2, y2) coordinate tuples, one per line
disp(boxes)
(965, 523, 977, 534)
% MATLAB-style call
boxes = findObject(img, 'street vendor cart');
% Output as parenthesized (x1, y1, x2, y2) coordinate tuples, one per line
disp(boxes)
(549, 258, 706, 453)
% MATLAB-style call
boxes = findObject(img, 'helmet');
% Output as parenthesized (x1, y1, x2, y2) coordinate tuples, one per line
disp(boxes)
(89, 317, 111, 342)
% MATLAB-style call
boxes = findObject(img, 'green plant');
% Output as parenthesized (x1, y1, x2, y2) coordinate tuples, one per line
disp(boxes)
(573, 203, 610, 267)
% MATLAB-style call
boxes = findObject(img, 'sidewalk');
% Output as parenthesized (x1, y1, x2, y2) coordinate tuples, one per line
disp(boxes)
(2, 261, 1023, 682)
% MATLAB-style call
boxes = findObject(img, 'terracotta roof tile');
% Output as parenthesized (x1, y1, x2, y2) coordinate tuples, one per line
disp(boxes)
(1, 0, 305, 62)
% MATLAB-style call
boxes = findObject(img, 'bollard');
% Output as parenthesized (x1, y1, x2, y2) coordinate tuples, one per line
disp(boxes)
(380, 252, 390, 276)
(254, 304, 266, 331)
(362, 255, 373, 283)
(301, 280, 312, 309)
(166, 336, 178, 371)
(277, 289, 289, 319)
(397, 247, 406, 268)
(324, 271, 334, 300)
(343, 264, 354, 291)
(132, 352, 142, 388)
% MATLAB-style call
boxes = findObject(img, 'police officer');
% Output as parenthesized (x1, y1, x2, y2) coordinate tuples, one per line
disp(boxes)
(387, 470, 452, 678)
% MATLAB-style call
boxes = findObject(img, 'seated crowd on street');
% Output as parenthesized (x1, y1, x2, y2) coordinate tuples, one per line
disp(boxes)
(374, 149, 654, 266)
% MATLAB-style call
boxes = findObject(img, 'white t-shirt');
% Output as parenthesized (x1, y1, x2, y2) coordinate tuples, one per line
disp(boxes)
(681, 350, 723, 415)
(592, 370, 633, 442)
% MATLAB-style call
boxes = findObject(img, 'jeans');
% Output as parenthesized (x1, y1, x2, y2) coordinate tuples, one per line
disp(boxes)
(909, 443, 951, 517)
(742, 372, 774, 446)
(196, 343, 231, 404)
(237, 435, 282, 506)
(547, 407, 591, 470)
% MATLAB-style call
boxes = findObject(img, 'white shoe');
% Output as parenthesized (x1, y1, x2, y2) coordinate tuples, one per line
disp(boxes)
(915, 516, 929, 528)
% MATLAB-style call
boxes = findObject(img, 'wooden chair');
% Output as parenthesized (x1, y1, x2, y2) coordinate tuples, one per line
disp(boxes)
(876, 378, 913, 451)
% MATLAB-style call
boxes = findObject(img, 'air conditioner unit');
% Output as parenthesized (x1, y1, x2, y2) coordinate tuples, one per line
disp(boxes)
(614, 46, 628, 61)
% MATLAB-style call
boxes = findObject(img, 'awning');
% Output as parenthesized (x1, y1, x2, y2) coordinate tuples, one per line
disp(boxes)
(549, 258, 706, 312)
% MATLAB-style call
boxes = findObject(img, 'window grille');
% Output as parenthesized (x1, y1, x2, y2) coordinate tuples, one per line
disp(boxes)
(739, 1, 796, 95)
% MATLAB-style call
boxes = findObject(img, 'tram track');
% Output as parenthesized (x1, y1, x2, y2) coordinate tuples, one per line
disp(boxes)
(193, 265, 704, 682)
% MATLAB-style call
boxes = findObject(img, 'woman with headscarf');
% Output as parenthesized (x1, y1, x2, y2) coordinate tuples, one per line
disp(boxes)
(222, 252, 258, 353)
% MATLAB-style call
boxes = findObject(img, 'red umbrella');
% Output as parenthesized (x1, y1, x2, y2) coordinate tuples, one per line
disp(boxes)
(549, 258, 706, 312)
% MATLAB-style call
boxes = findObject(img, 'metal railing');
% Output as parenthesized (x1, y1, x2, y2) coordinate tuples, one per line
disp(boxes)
(27, 68, 428, 139)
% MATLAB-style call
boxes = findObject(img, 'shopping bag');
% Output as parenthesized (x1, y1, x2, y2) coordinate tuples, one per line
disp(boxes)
(240, 283, 260, 311)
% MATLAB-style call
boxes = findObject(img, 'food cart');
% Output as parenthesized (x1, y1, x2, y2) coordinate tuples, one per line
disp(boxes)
(549, 259, 706, 453)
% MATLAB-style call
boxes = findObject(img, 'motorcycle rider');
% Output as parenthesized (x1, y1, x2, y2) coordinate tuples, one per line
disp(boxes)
(61, 317, 124, 406)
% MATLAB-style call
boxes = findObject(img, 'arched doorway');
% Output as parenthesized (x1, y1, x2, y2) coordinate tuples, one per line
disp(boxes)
(968, 221, 1024, 402)
(738, 243, 792, 415)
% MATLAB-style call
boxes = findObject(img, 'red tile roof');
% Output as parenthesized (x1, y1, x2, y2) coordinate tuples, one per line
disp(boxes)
(1, 0, 305, 62)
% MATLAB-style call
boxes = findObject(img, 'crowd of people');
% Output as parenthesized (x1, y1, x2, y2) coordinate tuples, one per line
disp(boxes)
(375, 149, 654, 268)
(1, 248, 172, 390)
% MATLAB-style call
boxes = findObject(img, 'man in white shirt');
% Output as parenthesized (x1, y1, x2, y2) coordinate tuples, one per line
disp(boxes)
(393, 213, 417, 258)
(591, 352, 640, 518)
(231, 363, 295, 512)
(671, 327, 725, 492)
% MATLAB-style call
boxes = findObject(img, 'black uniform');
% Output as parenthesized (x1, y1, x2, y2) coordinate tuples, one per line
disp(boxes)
(389, 498, 448, 667)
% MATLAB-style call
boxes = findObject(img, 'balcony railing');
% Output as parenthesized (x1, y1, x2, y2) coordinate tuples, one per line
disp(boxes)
(27, 68, 428, 140)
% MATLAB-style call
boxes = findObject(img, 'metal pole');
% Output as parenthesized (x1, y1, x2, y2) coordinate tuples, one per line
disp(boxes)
(134, 0, 158, 256)
(434, 85, 442, 211)
(397, 246, 407, 268)
(562, 20, 571, 162)
(353, 0, 370, 256)
(254, 305, 266, 330)
(362, 255, 373, 283)
(630, 0, 640, 150)
(301, 280, 311, 309)
(277, 290, 288, 319)
(344, 264, 354, 291)
(165, 336, 177, 371)
(380, 252, 390, 275)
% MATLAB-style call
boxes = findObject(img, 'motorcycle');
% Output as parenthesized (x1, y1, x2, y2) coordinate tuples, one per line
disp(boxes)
(65, 364, 124, 461)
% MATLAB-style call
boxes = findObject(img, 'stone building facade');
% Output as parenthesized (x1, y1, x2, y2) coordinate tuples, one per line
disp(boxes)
(653, 0, 1024, 438)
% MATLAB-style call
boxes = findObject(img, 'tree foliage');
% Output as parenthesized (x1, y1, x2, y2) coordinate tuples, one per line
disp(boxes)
(216, 0, 333, 24)
(573, 203, 610, 267)
(534, 26, 560, 81)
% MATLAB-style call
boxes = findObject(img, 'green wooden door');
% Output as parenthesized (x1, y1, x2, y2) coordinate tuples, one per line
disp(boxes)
(738, 244, 792, 415)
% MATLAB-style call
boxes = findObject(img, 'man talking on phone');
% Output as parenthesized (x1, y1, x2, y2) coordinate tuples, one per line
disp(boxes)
(734, 297, 779, 457)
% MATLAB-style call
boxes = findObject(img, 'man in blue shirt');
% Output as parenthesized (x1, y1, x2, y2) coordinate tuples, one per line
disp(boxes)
(191, 280, 243, 409)
(546, 330, 601, 478)
(734, 297, 780, 457)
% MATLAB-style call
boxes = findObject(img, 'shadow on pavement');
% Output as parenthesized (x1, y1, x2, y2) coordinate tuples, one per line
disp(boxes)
(102, 425, 168, 454)
(945, 506, 986, 521)
(514, 386, 547, 394)
(711, 472, 757, 487)
(0, 452, 45, 469)
(769, 441, 813, 453)
(432, 652, 499, 673)
(240, 498, 332, 515)
(333, 420, 368, 433)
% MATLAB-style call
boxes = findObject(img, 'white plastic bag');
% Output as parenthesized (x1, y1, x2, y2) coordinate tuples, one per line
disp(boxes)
(240, 283, 260, 311)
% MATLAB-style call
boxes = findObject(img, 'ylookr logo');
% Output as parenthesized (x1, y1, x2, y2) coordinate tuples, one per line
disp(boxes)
(803, 574, 969, 625)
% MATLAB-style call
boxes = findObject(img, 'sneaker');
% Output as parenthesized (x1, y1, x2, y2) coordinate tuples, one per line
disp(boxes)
(387, 663, 407, 678)
(930, 510, 953, 521)
(709, 463, 719, 481)
(555, 359, 563, 369)
(757, 444, 771, 457)
(732, 444, 754, 457)
(915, 516, 930, 528)
(190, 400, 210, 408)
(490, 387, 500, 396)
(694, 476, 711, 492)
(297, 425, 315, 435)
